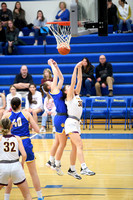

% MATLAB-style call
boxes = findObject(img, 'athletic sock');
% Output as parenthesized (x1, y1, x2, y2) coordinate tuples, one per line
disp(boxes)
(4, 194, 10, 200)
(81, 163, 87, 169)
(55, 160, 60, 167)
(70, 165, 76, 171)
(49, 156, 55, 163)
(36, 190, 42, 198)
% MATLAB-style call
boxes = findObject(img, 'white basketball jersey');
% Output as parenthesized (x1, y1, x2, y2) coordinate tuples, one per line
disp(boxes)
(0, 135, 19, 161)
(65, 95, 83, 120)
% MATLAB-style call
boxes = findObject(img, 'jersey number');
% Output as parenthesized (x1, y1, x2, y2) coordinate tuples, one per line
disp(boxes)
(12, 117, 22, 127)
(4, 142, 16, 152)
(78, 101, 82, 107)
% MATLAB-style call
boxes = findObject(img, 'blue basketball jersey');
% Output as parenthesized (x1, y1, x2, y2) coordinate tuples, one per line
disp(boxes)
(9, 111, 30, 137)
(50, 90, 67, 114)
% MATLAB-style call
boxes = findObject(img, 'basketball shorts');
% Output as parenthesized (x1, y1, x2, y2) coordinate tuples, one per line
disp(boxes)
(0, 162, 26, 186)
(54, 115, 67, 133)
(65, 118, 81, 135)
(20, 138, 35, 162)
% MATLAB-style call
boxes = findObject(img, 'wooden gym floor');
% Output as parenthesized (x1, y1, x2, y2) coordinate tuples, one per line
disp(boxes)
(0, 124, 133, 200)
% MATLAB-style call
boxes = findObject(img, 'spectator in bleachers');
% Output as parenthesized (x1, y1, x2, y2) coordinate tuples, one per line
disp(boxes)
(107, 0, 118, 33)
(40, 68, 53, 97)
(25, 83, 43, 124)
(40, 93, 56, 133)
(0, 2, 13, 27)
(117, 0, 132, 33)
(55, 2, 70, 22)
(0, 92, 6, 120)
(33, 10, 48, 46)
(95, 55, 114, 97)
(0, 20, 6, 55)
(13, 1, 27, 37)
(5, 20, 19, 55)
(5, 85, 22, 114)
(14, 65, 34, 98)
(5, 20, 26, 55)
(80, 57, 95, 97)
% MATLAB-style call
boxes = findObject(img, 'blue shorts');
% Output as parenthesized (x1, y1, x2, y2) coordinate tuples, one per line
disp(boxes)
(19, 138, 35, 162)
(54, 115, 67, 133)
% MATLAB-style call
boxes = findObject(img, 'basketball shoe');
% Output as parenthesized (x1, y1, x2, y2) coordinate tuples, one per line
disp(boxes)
(68, 168, 82, 180)
(55, 165, 64, 176)
(46, 160, 56, 170)
(38, 197, 44, 200)
(80, 167, 95, 176)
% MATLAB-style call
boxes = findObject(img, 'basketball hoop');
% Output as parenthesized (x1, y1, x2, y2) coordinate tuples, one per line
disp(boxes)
(46, 21, 71, 55)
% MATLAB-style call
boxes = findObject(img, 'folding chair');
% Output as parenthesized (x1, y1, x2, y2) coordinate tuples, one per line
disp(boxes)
(108, 97, 128, 130)
(89, 97, 109, 130)
(129, 98, 133, 130)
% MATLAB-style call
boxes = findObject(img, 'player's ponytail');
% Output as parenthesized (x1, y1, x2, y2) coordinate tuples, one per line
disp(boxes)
(11, 97, 21, 111)
(0, 118, 11, 136)
(42, 82, 50, 93)
(61, 86, 67, 101)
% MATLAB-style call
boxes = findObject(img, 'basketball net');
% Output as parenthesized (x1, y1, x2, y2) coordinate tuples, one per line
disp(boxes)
(47, 22, 71, 49)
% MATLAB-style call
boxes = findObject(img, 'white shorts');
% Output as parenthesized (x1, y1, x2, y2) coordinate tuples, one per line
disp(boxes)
(65, 118, 81, 135)
(0, 162, 26, 186)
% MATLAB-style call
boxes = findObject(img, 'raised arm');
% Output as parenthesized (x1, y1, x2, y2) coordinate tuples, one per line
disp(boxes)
(47, 59, 58, 92)
(48, 59, 64, 91)
(75, 61, 83, 94)
(52, 60, 64, 90)
(67, 61, 82, 101)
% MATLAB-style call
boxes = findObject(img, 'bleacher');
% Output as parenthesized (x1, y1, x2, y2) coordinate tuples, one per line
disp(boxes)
(0, 32, 133, 127)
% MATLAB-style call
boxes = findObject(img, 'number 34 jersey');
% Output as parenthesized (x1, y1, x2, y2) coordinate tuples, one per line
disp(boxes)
(0, 135, 19, 161)
(9, 111, 30, 137)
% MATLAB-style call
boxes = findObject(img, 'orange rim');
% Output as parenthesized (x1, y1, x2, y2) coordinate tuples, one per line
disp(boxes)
(46, 21, 70, 26)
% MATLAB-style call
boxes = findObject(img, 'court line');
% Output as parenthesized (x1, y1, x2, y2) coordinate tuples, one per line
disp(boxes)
(12, 185, 133, 190)
(29, 133, 133, 140)
(32, 193, 105, 199)
(28, 173, 133, 177)
(34, 149, 133, 154)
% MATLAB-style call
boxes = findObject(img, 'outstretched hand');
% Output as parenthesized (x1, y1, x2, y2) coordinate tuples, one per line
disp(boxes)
(76, 61, 83, 68)
(47, 59, 53, 66)
(48, 59, 58, 68)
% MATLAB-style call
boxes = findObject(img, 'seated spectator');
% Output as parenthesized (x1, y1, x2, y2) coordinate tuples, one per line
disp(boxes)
(33, 10, 48, 46)
(25, 83, 43, 124)
(40, 93, 56, 133)
(5, 20, 19, 55)
(107, 0, 118, 33)
(5, 20, 26, 55)
(5, 85, 22, 114)
(55, 2, 70, 22)
(40, 68, 53, 97)
(80, 57, 95, 97)
(13, 1, 27, 36)
(0, 92, 6, 120)
(14, 65, 34, 98)
(0, 2, 13, 27)
(95, 55, 114, 97)
(117, 0, 132, 33)
(0, 20, 6, 55)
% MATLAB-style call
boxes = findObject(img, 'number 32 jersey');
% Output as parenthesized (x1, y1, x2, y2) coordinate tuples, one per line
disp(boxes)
(9, 111, 30, 137)
(0, 135, 19, 161)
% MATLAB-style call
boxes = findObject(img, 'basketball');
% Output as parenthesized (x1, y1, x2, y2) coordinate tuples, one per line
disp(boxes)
(58, 43, 70, 55)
